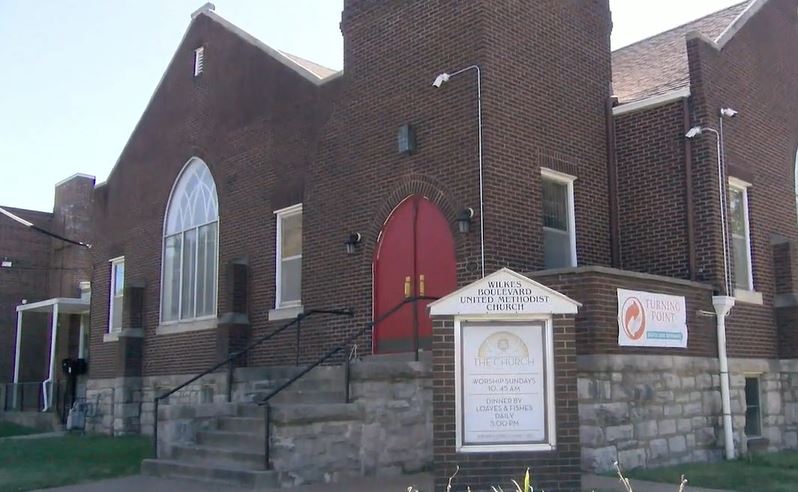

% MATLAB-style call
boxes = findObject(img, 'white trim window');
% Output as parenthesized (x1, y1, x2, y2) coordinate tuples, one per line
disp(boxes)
(794, 150, 798, 229)
(275, 204, 302, 309)
(541, 168, 577, 269)
(161, 158, 219, 323)
(728, 178, 753, 292)
(108, 257, 125, 333)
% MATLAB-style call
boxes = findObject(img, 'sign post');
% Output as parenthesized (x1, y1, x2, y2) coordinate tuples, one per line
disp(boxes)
(429, 268, 580, 454)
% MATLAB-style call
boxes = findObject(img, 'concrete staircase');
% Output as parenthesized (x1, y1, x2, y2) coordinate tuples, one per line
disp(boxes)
(142, 363, 396, 489)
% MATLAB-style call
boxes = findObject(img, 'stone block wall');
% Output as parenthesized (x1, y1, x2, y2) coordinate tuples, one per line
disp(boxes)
(85, 372, 228, 436)
(578, 354, 724, 472)
(348, 360, 433, 476)
(580, 354, 798, 473)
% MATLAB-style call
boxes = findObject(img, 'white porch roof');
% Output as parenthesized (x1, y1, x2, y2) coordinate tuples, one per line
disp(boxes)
(16, 297, 90, 314)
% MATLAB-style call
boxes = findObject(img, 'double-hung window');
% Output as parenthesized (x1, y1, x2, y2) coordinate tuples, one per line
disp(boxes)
(161, 158, 219, 323)
(541, 168, 577, 269)
(728, 178, 753, 292)
(275, 204, 302, 309)
(108, 257, 125, 333)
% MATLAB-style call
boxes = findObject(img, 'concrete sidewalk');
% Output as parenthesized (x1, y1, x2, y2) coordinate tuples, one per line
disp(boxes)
(583, 473, 733, 492)
(36, 473, 736, 492)
(34, 473, 434, 491)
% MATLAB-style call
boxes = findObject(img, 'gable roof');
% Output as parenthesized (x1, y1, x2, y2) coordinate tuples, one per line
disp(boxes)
(199, 9, 340, 84)
(99, 7, 339, 188)
(611, 1, 751, 104)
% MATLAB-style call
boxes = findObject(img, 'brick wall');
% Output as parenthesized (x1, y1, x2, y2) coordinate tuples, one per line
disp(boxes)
(281, 0, 613, 371)
(686, 0, 798, 359)
(0, 207, 53, 383)
(533, 267, 717, 357)
(615, 101, 691, 279)
(88, 13, 338, 379)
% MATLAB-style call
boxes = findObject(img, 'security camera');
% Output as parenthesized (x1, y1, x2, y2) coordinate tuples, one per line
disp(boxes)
(432, 73, 450, 88)
(720, 108, 738, 118)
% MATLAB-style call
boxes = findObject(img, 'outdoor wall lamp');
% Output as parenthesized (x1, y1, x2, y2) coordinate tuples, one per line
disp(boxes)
(432, 65, 485, 277)
(457, 208, 475, 234)
(345, 233, 362, 255)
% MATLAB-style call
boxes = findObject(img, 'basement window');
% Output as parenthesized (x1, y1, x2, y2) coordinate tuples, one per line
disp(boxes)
(744, 376, 762, 437)
(541, 168, 577, 269)
(193, 46, 205, 77)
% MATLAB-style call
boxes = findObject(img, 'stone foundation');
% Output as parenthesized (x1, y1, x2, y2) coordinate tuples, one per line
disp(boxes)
(579, 354, 798, 472)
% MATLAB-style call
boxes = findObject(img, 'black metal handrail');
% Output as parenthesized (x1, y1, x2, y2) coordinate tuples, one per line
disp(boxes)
(257, 295, 439, 469)
(151, 308, 353, 458)
(2, 382, 46, 412)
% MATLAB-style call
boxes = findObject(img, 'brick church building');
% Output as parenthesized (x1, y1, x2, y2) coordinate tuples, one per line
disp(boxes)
(4, 0, 798, 490)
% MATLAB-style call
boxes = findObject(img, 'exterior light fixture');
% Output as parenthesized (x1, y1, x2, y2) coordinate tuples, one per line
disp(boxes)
(685, 126, 704, 139)
(457, 208, 475, 234)
(432, 65, 485, 277)
(1, 258, 12, 268)
(398, 124, 417, 155)
(345, 233, 362, 255)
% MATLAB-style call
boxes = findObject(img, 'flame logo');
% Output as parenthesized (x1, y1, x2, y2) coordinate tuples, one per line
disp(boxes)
(621, 297, 646, 340)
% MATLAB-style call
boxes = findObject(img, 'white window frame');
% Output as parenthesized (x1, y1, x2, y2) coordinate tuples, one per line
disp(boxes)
(108, 257, 125, 334)
(159, 157, 220, 327)
(729, 177, 754, 293)
(541, 168, 577, 268)
(274, 203, 303, 310)
(794, 150, 798, 230)
(193, 46, 204, 77)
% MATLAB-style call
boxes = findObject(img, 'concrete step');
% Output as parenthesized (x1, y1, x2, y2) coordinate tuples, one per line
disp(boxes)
(142, 458, 279, 489)
(195, 429, 263, 450)
(250, 389, 347, 405)
(271, 402, 365, 426)
(218, 416, 265, 433)
(168, 443, 266, 471)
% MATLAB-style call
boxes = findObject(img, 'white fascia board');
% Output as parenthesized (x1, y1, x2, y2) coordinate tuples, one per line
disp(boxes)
(54, 173, 96, 188)
(612, 87, 691, 116)
(203, 11, 339, 86)
(715, 0, 769, 49)
(102, 11, 341, 187)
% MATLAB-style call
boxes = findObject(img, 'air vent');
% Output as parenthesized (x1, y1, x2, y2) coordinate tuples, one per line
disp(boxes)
(194, 46, 205, 77)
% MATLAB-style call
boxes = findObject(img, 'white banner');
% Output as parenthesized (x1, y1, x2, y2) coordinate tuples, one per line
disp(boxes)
(617, 289, 687, 348)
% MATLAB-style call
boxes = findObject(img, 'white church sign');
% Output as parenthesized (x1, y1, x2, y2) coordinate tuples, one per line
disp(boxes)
(429, 268, 580, 453)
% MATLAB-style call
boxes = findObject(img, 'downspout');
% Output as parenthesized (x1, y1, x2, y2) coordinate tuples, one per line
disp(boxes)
(687, 119, 735, 459)
(712, 117, 735, 459)
(606, 96, 621, 268)
(713, 295, 736, 460)
(682, 99, 697, 280)
(716, 111, 735, 460)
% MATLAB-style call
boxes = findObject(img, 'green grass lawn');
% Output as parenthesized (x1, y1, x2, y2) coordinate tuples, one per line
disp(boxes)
(623, 451, 798, 492)
(0, 422, 39, 438)
(0, 434, 150, 491)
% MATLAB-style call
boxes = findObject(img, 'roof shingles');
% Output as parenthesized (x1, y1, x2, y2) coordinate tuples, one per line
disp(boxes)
(611, 2, 750, 103)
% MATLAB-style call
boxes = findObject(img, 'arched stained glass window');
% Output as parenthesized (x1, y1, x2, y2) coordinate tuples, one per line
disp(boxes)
(161, 158, 219, 322)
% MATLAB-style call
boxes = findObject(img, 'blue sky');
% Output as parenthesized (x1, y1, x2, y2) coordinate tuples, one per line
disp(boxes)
(1, 0, 743, 212)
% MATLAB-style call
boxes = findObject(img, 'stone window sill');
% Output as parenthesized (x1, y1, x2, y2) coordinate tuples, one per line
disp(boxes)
(156, 317, 217, 335)
(103, 328, 144, 343)
(735, 289, 763, 306)
(268, 305, 304, 321)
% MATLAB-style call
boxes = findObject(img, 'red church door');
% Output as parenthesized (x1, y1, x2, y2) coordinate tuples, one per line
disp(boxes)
(373, 195, 457, 353)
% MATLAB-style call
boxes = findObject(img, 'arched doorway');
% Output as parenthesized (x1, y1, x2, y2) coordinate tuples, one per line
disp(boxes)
(373, 195, 457, 353)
